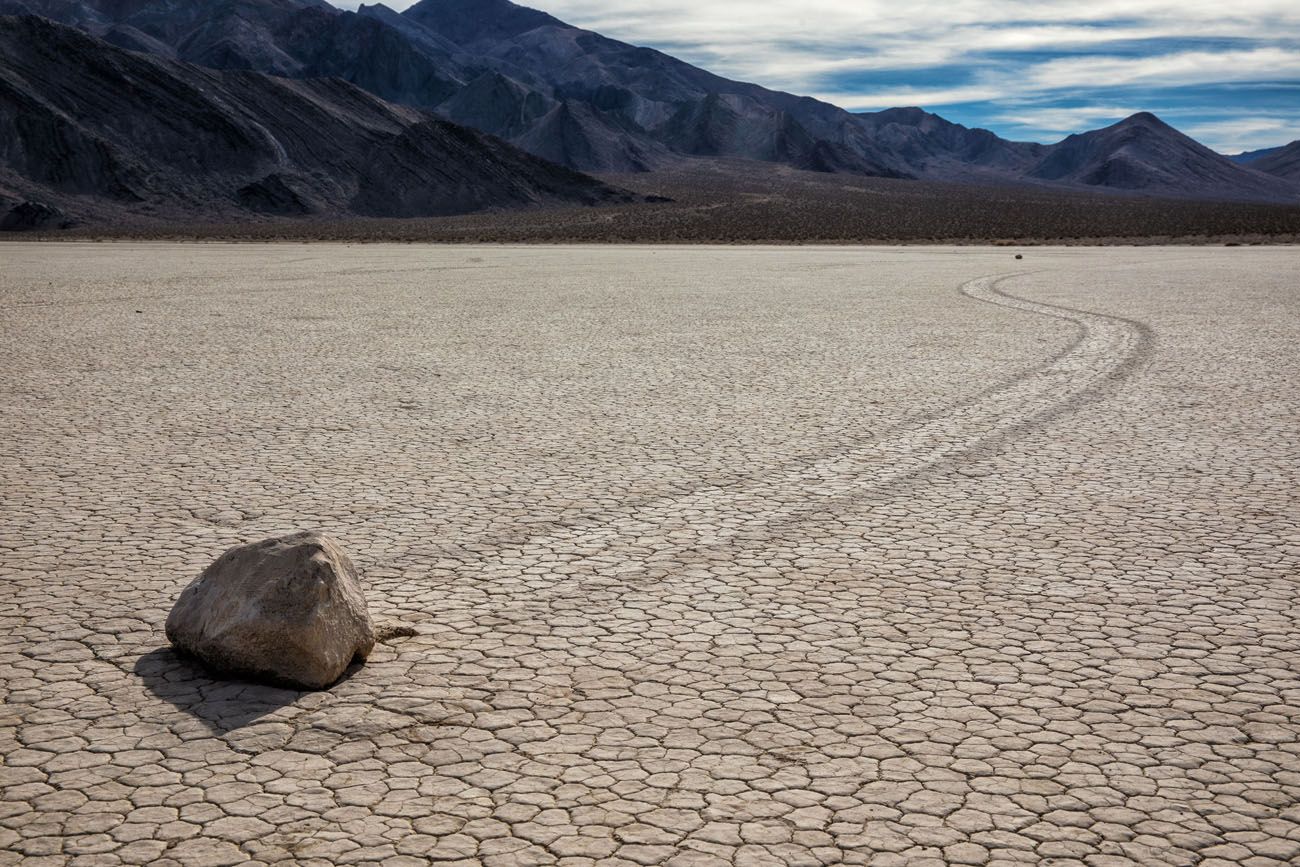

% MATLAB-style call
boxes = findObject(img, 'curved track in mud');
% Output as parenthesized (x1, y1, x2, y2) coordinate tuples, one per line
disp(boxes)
(445, 271, 1155, 598)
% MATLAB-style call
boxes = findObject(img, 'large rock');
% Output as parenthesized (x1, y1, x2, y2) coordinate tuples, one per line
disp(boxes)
(165, 532, 376, 690)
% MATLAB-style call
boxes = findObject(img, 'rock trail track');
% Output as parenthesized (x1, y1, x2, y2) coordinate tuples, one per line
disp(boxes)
(1, 245, 1297, 867)
(417, 271, 1155, 612)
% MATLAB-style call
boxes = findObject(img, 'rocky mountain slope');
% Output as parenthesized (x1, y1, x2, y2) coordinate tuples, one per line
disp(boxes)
(397, 0, 913, 176)
(3, 0, 1296, 213)
(0, 0, 467, 105)
(1025, 113, 1290, 202)
(0, 0, 951, 179)
(0, 14, 631, 224)
(853, 107, 1044, 180)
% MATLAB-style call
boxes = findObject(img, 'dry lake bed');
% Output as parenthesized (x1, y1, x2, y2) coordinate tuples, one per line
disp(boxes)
(2, 243, 1298, 867)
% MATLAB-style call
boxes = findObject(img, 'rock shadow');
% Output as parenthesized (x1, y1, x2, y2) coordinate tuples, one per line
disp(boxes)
(133, 646, 361, 735)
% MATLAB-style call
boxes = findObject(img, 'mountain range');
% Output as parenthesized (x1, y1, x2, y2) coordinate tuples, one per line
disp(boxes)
(0, 14, 632, 225)
(2, 0, 1298, 228)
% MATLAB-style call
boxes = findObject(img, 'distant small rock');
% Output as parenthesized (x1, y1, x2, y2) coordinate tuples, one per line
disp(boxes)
(165, 532, 376, 690)
(1, 201, 73, 231)
(1015, 254, 1023, 259)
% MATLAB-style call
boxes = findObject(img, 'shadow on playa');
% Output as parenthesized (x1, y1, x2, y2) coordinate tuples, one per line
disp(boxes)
(133, 646, 362, 736)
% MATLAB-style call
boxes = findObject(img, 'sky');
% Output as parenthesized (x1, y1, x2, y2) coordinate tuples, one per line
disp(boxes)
(349, 1, 1300, 152)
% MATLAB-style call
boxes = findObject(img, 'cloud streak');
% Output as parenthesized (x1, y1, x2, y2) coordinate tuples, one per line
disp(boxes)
(343, 0, 1300, 150)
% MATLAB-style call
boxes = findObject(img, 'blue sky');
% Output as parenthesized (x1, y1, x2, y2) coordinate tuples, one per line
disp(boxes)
(347, 1, 1300, 152)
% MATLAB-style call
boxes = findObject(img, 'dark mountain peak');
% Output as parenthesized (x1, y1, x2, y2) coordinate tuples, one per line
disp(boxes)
(859, 106, 961, 137)
(851, 104, 1038, 174)
(868, 106, 937, 126)
(354, 0, 461, 53)
(1123, 110, 1164, 125)
(402, 0, 563, 45)
(356, 2, 415, 28)
(1111, 111, 1173, 133)
(1051, 111, 1186, 151)
(1028, 108, 1297, 201)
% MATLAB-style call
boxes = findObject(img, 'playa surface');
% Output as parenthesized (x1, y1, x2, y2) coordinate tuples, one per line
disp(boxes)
(2, 244, 1298, 866)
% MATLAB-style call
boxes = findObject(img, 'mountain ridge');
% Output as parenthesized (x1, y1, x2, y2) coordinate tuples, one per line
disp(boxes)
(2, 0, 1297, 222)
(0, 13, 633, 225)
(1024, 113, 1288, 202)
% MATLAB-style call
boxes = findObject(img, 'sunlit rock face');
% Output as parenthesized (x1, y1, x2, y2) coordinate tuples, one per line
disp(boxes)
(165, 532, 376, 690)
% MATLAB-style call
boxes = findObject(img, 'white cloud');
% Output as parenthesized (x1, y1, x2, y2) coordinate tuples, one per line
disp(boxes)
(349, 1, 1300, 58)
(339, 1, 1300, 144)
(1023, 48, 1300, 91)
(991, 105, 1139, 135)
(810, 86, 1010, 112)
(1183, 117, 1300, 152)
(808, 47, 1300, 129)
(360, 1, 1300, 89)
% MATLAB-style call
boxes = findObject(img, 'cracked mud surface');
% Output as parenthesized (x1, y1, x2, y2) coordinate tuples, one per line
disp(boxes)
(2, 244, 1298, 866)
